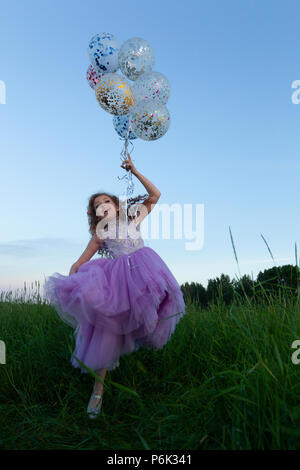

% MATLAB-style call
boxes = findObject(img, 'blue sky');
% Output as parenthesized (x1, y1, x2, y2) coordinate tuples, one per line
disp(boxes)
(0, 0, 299, 296)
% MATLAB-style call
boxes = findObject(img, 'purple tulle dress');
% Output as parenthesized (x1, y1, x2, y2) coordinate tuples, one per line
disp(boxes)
(44, 218, 186, 374)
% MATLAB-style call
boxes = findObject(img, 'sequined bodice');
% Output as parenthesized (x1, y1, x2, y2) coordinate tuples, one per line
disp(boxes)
(97, 218, 144, 259)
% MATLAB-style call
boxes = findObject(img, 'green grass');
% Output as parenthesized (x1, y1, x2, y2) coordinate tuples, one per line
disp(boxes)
(0, 282, 300, 450)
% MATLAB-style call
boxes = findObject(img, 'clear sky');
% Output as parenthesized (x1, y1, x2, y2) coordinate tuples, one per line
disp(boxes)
(0, 0, 299, 297)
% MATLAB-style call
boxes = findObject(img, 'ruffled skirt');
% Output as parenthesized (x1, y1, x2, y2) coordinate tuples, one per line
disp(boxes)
(44, 246, 186, 373)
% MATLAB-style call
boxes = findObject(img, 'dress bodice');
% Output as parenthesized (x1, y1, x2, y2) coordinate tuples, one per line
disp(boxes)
(96, 218, 144, 259)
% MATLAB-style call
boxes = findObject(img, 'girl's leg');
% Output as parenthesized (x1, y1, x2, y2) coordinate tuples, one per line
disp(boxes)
(87, 367, 107, 413)
(93, 367, 107, 395)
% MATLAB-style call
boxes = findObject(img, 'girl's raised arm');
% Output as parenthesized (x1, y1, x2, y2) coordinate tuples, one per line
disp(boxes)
(121, 153, 161, 227)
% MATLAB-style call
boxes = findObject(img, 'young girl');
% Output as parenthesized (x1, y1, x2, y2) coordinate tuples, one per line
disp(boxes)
(44, 153, 186, 419)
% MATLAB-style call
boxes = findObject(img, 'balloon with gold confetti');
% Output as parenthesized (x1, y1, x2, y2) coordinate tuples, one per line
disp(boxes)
(86, 64, 104, 89)
(118, 37, 155, 81)
(129, 100, 170, 141)
(95, 73, 135, 115)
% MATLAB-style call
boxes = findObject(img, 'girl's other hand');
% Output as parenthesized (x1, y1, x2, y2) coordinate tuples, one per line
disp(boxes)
(69, 263, 79, 276)
(120, 152, 137, 175)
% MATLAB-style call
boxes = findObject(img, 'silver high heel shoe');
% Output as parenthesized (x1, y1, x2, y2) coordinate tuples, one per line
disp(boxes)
(87, 394, 103, 419)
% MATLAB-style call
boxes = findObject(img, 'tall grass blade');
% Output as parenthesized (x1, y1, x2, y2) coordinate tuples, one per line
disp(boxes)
(229, 226, 241, 277)
(260, 234, 276, 266)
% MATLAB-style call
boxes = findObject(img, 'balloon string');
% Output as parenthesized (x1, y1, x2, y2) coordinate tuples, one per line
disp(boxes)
(117, 123, 135, 239)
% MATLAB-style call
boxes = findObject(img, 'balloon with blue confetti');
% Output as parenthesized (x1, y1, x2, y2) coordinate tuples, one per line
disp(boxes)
(88, 32, 120, 74)
(113, 115, 137, 140)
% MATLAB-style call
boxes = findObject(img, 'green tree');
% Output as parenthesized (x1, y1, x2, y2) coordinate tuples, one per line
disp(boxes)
(256, 264, 300, 297)
(181, 281, 208, 307)
(207, 274, 234, 305)
(232, 274, 256, 302)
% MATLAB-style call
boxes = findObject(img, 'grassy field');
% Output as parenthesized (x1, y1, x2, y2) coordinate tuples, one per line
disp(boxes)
(0, 282, 300, 450)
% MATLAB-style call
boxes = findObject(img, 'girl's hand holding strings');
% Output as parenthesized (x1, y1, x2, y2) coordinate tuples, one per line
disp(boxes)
(120, 152, 137, 175)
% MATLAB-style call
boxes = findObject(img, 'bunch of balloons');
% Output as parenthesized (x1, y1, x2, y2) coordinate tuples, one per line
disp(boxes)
(86, 33, 171, 141)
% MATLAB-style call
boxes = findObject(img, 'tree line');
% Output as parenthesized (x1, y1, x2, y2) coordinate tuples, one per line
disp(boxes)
(180, 264, 300, 306)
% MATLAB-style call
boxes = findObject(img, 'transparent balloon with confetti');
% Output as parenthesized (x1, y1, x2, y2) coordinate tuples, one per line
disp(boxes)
(113, 115, 137, 140)
(118, 37, 155, 81)
(95, 73, 135, 116)
(86, 64, 105, 89)
(129, 100, 170, 141)
(88, 32, 120, 74)
(133, 71, 171, 105)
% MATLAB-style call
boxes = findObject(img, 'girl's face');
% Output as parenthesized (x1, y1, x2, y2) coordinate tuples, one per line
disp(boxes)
(93, 195, 119, 218)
